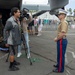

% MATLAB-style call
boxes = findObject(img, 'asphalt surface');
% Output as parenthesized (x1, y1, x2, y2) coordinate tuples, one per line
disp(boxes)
(0, 26, 75, 75)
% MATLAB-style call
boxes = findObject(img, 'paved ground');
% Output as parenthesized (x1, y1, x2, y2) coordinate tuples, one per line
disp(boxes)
(0, 26, 75, 75)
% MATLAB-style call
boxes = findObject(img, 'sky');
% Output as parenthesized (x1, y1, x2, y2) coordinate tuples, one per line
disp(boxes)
(23, 0, 48, 5)
(65, 0, 75, 10)
(23, 0, 75, 10)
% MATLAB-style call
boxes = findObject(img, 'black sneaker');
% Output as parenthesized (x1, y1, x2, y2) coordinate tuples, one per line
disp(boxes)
(9, 65, 19, 71)
(14, 61, 20, 65)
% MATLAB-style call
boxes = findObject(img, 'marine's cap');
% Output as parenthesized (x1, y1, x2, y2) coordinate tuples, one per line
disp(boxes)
(58, 9, 67, 15)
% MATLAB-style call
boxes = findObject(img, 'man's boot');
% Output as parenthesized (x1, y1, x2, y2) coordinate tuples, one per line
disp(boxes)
(9, 62, 19, 71)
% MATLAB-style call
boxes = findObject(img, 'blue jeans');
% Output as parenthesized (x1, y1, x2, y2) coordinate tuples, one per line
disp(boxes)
(23, 32, 30, 55)
(18, 44, 21, 53)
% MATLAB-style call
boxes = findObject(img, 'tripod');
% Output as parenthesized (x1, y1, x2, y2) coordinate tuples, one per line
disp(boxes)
(21, 33, 32, 65)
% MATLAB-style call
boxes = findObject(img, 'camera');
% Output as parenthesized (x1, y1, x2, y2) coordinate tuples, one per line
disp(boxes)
(20, 8, 30, 21)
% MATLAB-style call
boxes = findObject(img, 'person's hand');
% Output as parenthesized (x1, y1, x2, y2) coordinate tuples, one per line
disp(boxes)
(54, 37, 58, 42)
(5, 44, 9, 47)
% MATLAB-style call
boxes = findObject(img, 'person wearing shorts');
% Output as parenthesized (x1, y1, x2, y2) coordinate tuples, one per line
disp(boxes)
(4, 7, 21, 71)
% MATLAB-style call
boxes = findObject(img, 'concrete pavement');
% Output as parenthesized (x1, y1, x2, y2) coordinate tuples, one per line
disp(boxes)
(0, 28, 75, 75)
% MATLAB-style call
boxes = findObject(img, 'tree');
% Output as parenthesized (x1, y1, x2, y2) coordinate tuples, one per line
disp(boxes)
(73, 9, 75, 16)
(68, 8, 72, 16)
(73, 9, 75, 21)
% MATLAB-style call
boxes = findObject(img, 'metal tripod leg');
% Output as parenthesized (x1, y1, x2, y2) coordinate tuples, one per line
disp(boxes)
(6, 50, 10, 62)
(22, 33, 27, 56)
(22, 33, 32, 65)
(29, 58, 32, 65)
